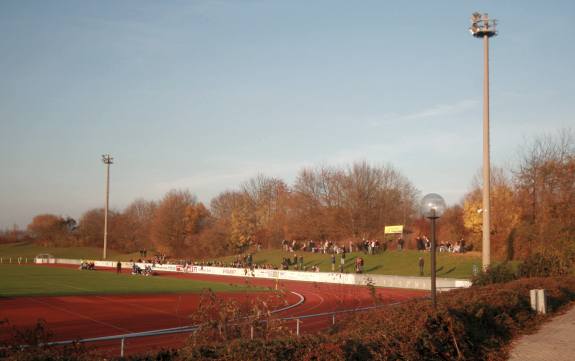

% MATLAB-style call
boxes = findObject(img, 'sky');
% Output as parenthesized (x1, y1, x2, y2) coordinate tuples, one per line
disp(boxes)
(1, 1, 573, 229)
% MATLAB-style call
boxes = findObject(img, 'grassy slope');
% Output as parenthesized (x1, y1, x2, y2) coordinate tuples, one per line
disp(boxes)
(220, 249, 480, 279)
(0, 241, 140, 261)
(0, 264, 256, 297)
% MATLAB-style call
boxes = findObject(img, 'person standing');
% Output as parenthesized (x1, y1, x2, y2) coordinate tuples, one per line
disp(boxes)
(340, 250, 346, 272)
(416, 236, 423, 251)
(398, 237, 405, 251)
(299, 255, 304, 271)
(247, 253, 253, 268)
(116, 261, 122, 274)
(331, 253, 336, 272)
(418, 257, 424, 276)
(355, 257, 364, 273)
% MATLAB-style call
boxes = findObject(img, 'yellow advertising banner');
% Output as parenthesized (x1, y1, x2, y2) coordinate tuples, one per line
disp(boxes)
(384, 225, 404, 234)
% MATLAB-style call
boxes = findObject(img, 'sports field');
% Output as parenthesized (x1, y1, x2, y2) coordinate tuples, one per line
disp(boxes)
(0, 241, 480, 278)
(0, 264, 256, 297)
(0, 264, 427, 357)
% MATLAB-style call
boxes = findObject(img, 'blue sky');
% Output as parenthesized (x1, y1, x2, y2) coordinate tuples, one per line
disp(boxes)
(1, 1, 573, 228)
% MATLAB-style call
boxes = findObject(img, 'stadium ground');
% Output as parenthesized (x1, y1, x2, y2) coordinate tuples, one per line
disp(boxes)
(0, 264, 256, 297)
(0, 264, 427, 357)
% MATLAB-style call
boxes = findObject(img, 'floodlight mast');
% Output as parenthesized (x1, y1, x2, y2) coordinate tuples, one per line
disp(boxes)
(470, 13, 497, 270)
(102, 154, 114, 260)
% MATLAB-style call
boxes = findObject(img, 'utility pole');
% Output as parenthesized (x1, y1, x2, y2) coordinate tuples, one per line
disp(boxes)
(470, 12, 497, 270)
(102, 154, 113, 260)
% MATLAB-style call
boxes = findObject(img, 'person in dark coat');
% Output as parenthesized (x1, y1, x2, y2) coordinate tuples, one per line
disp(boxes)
(418, 257, 424, 276)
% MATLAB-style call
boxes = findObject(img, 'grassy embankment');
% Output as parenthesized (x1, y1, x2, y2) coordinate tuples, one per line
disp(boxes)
(220, 249, 480, 279)
(1, 241, 481, 278)
(0, 264, 258, 297)
(0, 241, 141, 261)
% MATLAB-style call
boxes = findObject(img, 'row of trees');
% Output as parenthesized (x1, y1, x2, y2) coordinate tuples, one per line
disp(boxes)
(441, 130, 575, 261)
(24, 161, 419, 258)
(213, 162, 419, 251)
(20, 130, 574, 261)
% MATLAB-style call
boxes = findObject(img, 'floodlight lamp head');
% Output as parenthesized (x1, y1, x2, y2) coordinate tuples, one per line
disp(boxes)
(469, 11, 497, 38)
(101, 154, 114, 164)
(470, 24, 479, 35)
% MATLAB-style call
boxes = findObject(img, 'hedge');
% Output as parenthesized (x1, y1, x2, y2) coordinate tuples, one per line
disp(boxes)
(174, 277, 575, 361)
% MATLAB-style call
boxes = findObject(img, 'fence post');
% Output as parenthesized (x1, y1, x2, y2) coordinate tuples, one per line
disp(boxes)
(296, 319, 300, 337)
(537, 289, 547, 314)
(530, 289, 547, 314)
(120, 337, 125, 357)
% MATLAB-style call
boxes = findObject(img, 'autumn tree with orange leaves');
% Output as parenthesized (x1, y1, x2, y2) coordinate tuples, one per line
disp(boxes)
(462, 130, 574, 261)
(28, 214, 76, 247)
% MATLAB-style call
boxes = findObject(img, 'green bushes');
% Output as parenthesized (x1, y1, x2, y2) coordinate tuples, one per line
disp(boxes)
(471, 262, 517, 286)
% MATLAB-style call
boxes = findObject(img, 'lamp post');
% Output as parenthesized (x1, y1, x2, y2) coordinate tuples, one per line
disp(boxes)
(470, 12, 497, 270)
(421, 193, 446, 309)
(102, 154, 113, 260)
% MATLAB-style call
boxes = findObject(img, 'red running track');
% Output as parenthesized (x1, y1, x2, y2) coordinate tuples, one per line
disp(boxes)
(0, 265, 427, 357)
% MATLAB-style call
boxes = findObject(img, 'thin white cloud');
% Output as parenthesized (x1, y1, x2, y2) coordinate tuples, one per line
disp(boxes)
(370, 99, 479, 127)
(155, 159, 313, 202)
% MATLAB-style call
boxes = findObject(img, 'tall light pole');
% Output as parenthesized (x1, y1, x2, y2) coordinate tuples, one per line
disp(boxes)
(102, 154, 114, 260)
(470, 12, 497, 270)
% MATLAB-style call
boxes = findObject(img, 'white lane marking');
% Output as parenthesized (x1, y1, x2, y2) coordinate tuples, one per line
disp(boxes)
(25, 297, 131, 334)
(271, 291, 305, 313)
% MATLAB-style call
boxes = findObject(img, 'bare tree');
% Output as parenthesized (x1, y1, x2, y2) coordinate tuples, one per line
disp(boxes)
(514, 129, 575, 254)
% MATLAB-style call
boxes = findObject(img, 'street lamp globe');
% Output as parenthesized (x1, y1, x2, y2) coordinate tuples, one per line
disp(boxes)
(420, 192, 446, 309)
(421, 193, 446, 219)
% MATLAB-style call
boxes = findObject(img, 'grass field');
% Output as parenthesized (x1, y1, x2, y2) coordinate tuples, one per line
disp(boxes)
(0, 241, 141, 261)
(0, 242, 480, 278)
(0, 264, 258, 297)
(220, 249, 481, 279)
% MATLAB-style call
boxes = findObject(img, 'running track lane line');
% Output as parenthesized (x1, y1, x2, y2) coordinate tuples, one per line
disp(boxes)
(90, 294, 190, 321)
(24, 297, 131, 334)
(40, 291, 306, 346)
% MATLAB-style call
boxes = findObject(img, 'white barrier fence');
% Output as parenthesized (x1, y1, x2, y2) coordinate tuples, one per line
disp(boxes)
(35, 257, 471, 291)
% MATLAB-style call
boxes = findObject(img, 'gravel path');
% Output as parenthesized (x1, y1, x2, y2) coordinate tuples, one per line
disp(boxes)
(508, 303, 575, 361)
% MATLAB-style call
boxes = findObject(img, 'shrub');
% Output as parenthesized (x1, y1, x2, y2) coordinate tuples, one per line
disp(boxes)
(175, 276, 575, 361)
(518, 249, 574, 277)
(471, 262, 517, 286)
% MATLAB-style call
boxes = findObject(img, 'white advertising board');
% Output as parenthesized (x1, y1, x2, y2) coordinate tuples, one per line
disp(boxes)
(35, 258, 470, 291)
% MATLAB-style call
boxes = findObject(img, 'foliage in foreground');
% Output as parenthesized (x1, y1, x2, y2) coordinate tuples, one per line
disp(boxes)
(471, 262, 518, 286)
(3, 276, 575, 361)
(471, 249, 575, 287)
(173, 277, 575, 361)
(518, 249, 574, 278)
